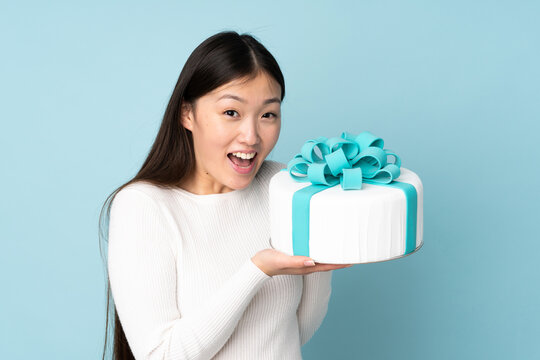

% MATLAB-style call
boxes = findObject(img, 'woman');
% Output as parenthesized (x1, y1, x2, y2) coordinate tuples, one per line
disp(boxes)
(99, 30, 353, 360)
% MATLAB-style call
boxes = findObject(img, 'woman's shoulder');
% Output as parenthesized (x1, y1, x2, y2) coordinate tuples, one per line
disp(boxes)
(113, 181, 173, 208)
(250, 160, 287, 193)
(256, 159, 287, 181)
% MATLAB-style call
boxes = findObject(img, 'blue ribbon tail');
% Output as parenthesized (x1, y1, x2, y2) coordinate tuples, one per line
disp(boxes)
(291, 184, 331, 256)
(366, 180, 418, 254)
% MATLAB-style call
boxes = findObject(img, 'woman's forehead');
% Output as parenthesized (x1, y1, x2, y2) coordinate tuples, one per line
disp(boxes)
(209, 75, 281, 103)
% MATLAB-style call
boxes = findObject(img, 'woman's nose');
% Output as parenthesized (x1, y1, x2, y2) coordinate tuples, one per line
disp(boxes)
(239, 118, 260, 145)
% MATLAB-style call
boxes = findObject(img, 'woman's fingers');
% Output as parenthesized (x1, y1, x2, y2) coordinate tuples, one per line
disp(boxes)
(252, 249, 355, 276)
(312, 263, 350, 271)
(283, 262, 353, 274)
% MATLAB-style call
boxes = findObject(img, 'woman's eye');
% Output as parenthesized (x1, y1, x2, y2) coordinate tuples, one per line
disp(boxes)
(224, 110, 238, 117)
(263, 112, 277, 119)
(224, 110, 278, 119)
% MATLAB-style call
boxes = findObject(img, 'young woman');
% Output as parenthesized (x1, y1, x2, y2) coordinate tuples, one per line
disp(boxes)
(99, 30, 352, 360)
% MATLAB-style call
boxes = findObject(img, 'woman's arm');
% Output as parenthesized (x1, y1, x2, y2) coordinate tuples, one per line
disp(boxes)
(107, 188, 271, 360)
(296, 270, 333, 346)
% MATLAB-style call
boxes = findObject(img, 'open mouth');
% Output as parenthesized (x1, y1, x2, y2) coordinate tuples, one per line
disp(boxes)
(227, 152, 257, 168)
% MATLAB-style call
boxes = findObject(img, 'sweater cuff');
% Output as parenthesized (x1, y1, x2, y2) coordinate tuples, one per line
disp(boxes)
(247, 257, 272, 280)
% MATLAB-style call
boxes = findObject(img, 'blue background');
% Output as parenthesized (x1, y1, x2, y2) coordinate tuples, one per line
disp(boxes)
(1, 1, 539, 359)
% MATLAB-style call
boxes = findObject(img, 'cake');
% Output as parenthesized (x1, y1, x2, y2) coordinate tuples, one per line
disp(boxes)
(269, 131, 423, 264)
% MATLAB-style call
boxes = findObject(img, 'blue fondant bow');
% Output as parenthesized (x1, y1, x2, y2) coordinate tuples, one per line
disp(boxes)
(286, 131, 402, 190)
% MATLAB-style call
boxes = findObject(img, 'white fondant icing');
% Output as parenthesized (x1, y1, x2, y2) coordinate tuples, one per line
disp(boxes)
(269, 167, 423, 264)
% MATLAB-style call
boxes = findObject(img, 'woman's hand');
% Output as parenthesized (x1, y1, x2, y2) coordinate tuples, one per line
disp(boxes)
(251, 248, 354, 277)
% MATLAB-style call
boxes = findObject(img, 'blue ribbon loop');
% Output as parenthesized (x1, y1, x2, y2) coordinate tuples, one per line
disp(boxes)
(288, 131, 402, 190)
(284, 131, 418, 259)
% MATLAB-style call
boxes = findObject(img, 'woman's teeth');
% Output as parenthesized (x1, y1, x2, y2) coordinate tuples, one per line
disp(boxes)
(231, 152, 256, 159)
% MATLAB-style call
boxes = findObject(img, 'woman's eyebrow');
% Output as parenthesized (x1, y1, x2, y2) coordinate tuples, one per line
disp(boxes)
(217, 94, 281, 105)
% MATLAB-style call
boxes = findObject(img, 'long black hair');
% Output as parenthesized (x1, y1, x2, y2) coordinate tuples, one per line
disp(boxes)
(98, 30, 286, 359)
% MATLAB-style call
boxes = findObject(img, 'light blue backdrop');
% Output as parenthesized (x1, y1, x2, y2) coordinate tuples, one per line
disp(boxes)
(1, 1, 538, 359)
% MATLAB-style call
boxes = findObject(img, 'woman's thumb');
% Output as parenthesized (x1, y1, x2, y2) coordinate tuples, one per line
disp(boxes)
(302, 257, 316, 266)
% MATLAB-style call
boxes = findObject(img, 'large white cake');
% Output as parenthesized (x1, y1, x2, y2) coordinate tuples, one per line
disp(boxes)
(269, 163, 423, 264)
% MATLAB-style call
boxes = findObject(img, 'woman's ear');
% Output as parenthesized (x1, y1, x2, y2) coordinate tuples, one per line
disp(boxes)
(180, 101, 194, 131)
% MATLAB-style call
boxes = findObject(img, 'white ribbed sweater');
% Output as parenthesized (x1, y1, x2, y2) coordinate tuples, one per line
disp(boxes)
(107, 160, 333, 360)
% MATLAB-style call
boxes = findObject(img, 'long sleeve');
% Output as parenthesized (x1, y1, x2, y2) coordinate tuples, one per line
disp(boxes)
(107, 188, 271, 360)
(296, 270, 333, 346)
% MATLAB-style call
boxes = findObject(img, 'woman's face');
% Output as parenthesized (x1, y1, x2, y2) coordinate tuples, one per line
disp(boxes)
(180, 71, 282, 194)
